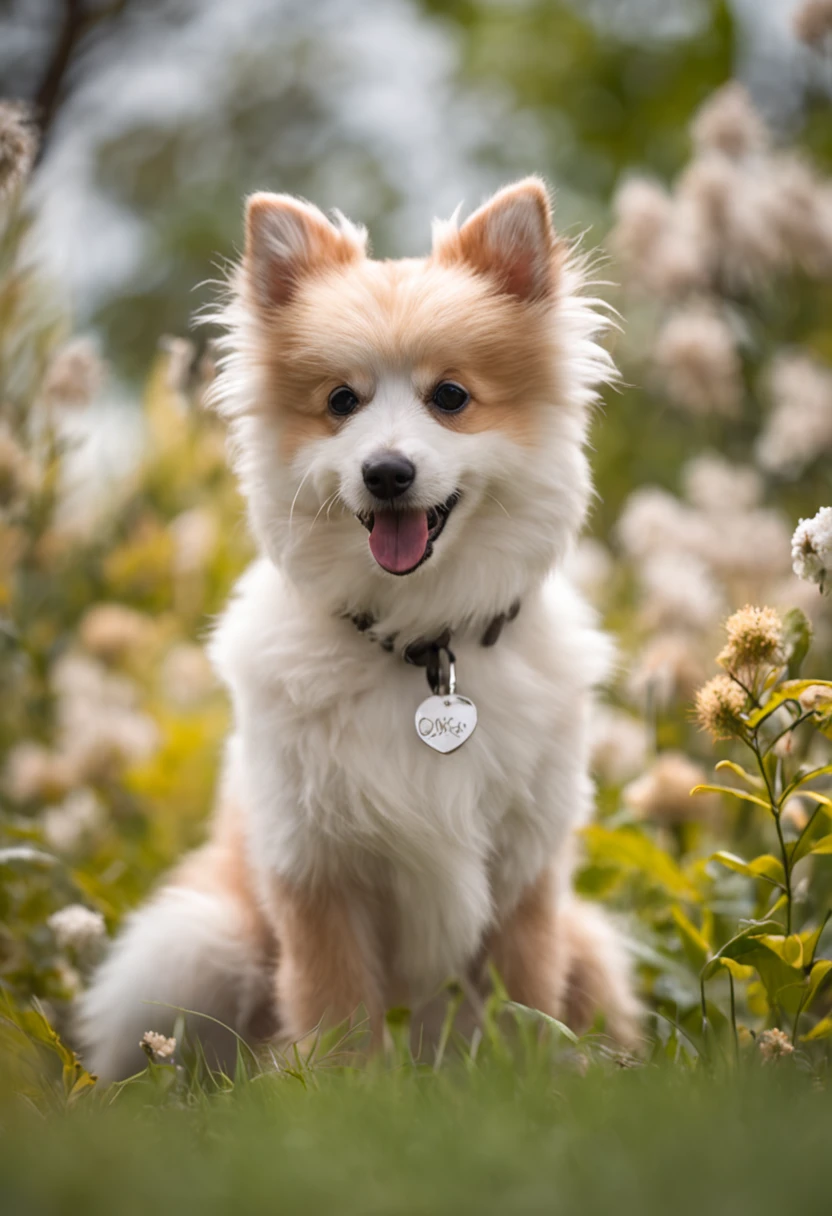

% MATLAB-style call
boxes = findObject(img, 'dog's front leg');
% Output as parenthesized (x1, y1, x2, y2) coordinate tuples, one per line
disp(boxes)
(271, 875, 384, 1046)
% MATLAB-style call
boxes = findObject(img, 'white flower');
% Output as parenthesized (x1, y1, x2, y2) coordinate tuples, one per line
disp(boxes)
(42, 789, 104, 854)
(48, 904, 106, 953)
(590, 707, 649, 786)
(140, 1031, 176, 1061)
(690, 82, 767, 160)
(161, 643, 216, 707)
(42, 337, 105, 410)
(683, 453, 762, 514)
(757, 353, 832, 476)
(624, 752, 715, 823)
(652, 306, 742, 417)
(639, 552, 724, 632)
(792, 508, 832, 592)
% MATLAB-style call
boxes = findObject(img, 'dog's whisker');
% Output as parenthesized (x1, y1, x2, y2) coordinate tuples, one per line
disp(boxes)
(485, 492, 512, 520)
(306, 492, 337, 537)
(288, 466, 315, 535)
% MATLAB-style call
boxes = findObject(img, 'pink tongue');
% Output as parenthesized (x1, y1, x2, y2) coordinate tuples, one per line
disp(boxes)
(368, 509, 429, 574)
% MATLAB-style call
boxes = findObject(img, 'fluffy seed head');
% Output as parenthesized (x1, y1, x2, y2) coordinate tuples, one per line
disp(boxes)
(42, 338, 104, 410)
(793, 0, 832, 46)
(717, 605, 785, 673)
(624, 751, 713, 823)
(48, 904, 106, 953)
(652, 307, 742, 417)
(695, 674, 748, 740)
(691, 83, 767, 160)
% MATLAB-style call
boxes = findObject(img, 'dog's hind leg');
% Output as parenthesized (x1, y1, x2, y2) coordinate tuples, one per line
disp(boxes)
(77, 811, 276, 1082)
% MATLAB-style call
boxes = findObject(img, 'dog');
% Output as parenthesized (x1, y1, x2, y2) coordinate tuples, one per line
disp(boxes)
(79, 177, 640, 1079)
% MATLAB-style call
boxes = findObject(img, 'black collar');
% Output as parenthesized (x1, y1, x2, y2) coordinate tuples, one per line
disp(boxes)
(348, 600, 520, 694)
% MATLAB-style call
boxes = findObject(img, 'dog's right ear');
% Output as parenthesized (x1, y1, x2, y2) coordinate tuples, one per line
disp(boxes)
(244, 193, 367, 310)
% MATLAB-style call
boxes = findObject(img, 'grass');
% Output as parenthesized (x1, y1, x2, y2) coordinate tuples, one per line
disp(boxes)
(2, 1046, 832, 1216)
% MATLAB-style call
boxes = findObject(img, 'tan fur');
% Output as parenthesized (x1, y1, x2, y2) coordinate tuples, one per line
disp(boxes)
(270, 876, 384, 1044)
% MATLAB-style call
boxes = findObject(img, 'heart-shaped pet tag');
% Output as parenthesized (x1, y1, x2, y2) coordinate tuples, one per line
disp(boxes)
(415, 694, 478, 754)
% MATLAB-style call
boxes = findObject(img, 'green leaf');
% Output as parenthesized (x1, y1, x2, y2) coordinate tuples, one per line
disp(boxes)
(801, 913, 832, 965)
(671, 906, 711, 968)
(744, 679, 832, 728)
(582, 826, 701, 901)
(801, 792, 832, 812)
(691, 785, 772, 811)
(804, 960, 832, 1011)
(717, 957, 755, 981)
(782, 607, 812, 679)
(700, 919, 783, 982)
(710, 851, 785, 886)
(504, 1002, 579, 1043)
(794, 833, 832, 862)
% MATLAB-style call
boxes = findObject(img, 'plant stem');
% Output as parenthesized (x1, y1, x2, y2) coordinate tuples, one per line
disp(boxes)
(750, 731, 792, 935)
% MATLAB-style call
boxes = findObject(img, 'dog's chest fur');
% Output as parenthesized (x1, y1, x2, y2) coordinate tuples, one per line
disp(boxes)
(211, 559, 603, 998)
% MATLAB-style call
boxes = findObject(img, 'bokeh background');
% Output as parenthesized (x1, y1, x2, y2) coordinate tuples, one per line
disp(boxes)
(2, 0, 832, 1108)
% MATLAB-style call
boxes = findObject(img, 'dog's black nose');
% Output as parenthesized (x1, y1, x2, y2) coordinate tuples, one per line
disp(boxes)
(362, 453, 416, 500)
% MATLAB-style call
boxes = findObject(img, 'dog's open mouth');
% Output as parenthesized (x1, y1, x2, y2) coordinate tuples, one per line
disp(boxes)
(358, 493, 459, 575)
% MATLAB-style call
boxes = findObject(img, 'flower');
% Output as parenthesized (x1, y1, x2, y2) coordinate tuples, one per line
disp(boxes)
(609, 177, 673, 267)
(717, 605, 785, 674)
(627, 632, 706, 711)
(48, 904, 106, 953)
(682, 453, 762, 514)
(624, 752, 714, 823)
(42, 789, 104, 854)
(758, 1027, 794, 1061)
(792, 507, 832, 592)
(161, 643, 216, 707)
(798, 684, 832, 713)
(170, 507, 218, 575)
(140, 1031, 176, 1061)
(694, 674, 748, 740)
(79, 603, 155, 663)
(639, 552, 724, 632)
(794, 0, 832, 47)
(0, 101, 37, 200)
(652, 307, 742, 417)
(42, 338, 104, 410)
(757, 353, 832, 476)
(590, 707, 649, 786)
(690, 82, 767, 160)
(4, 741, 74, 802)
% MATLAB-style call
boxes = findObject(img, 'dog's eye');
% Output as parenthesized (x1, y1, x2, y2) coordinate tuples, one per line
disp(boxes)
(431, 381, 469, 414)
(328, 386, 359, 417)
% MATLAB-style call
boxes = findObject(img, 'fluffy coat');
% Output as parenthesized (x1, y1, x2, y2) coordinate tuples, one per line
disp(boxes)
(79, 178, 640, 1079)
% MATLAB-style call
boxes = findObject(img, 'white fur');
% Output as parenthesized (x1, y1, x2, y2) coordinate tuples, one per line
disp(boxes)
(80, 191, 627, 1075)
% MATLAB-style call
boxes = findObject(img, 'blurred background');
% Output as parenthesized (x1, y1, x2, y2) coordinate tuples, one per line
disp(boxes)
(2, 0, 832, 1089)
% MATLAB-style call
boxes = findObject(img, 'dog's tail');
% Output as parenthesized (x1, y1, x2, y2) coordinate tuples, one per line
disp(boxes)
(559, 898, 643, 1051)
(77, 813, 276, 1082)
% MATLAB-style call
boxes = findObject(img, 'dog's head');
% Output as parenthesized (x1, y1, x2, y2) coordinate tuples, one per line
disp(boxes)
(212, 178, 614, 636)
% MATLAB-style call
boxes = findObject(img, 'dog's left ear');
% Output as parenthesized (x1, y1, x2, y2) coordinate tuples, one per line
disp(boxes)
(433, 177, 558, 303)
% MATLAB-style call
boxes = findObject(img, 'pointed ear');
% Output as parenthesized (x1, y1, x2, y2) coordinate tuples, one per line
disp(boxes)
(434, 177, 558, 302)
(244, 193, 367, 310)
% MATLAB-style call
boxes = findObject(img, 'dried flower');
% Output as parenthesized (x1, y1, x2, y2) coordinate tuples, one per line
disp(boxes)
(798, 684, 832, 713)
(42, 337, 104, 410)
(758, 1027, 794, 1061)
(590, 707, 649, 786)
(639, 552, 724, 632)
(695, 674, 748, 740)
(691, 83, 767, 160)
(48, 904, 106, 953)
(792, 507, 832, 592)
(79, 603, 155, 662)
(652, 307, 742, 417)
(682, 453, 762, 514)
(610, 177, 673, 267)
(0, 101, 37, 200)
(52, 654, 159, 780)
(161, 643, 216, 707)
(140, 1031, 176, 1061)
(627, 632, 706, 711)
(794, 0, 832, 47)
(757, 353, 832, 477)
(42, 789, 104, 854)
(616, 487, 706, 563)
(624, 752, 714, 823)
(717, 605, 785, 673)
(4, 741, 74, 802)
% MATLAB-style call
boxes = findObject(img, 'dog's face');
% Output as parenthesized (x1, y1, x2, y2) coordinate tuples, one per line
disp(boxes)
(215, 179, 612, 632)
